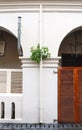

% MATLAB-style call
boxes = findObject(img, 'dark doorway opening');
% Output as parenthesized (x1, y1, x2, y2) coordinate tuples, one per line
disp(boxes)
(58, 27, 82, 123)
(61, 54, 82, 67)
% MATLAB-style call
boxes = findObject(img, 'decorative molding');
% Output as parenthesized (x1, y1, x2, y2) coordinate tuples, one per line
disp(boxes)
(21, 58, 40, 68)
(0, 1, 82, 13)
(20, 57, 61, 69)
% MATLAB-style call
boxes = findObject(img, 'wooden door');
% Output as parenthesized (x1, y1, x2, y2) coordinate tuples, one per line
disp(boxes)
(78, 69, 82, 122)
(58, 67, 82, 123)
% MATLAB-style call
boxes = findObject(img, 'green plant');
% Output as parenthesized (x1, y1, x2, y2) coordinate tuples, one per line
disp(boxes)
(30, 44, 50, 63)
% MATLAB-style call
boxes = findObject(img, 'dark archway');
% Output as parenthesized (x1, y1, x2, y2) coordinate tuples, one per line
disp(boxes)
(0, 27, 23, 94)
(58, 26, 82, 66)
(58, 26, 82, 56)
(0, 27, 23, 69)
(58, 26, 82, 123)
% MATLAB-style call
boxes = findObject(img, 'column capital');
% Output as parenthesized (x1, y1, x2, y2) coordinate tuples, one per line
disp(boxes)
(20, 57, 61, 69)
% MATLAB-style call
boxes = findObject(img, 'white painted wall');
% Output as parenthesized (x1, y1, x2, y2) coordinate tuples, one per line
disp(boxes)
(21, 58, 59, 123)
(0, 0, 82, 123)
(0, 94, 22, 123)
(43, 68, 58, 123)
(22, 62, 40, 123)
(43, 12, 82, 57)
(20, 8, 82, 123)
(0, 13, 39, 57)
(0, 11, 82, 57)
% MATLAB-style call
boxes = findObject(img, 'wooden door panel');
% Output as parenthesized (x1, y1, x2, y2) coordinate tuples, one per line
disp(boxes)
(60, 69, 73, 81)
(78, 70, 82, 122)
(58, 67, 82, 123)
(58, 68, 74, 123)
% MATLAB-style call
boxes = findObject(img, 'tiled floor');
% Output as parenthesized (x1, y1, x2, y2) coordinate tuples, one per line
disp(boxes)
(0, 123, 82, 130)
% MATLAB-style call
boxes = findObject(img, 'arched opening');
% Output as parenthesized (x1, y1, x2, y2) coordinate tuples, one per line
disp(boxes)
(0, 27, 23, 69)
(58, 27, 82, 123)
(11, 102, 15, 119)
(1, 102, 5, 119)
(58, 26, 82, 56)
(58, 26, 82, 66)
(0, 27, 23, 93)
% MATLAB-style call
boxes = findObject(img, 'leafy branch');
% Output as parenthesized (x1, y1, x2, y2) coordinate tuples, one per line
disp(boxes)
(30, 44, 50, 63)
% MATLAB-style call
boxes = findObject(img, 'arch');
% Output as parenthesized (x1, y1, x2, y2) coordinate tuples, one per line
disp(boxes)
(11, 102, 15, 119)
(58, 26, 82, 123)
(0, 26, 23, 56)
(0, 26, 23, 94)
(0, 26, 23, 68)
(58, 26, 82, 56)
(1, 102, 5, 119)
(0, 26, 16, 38)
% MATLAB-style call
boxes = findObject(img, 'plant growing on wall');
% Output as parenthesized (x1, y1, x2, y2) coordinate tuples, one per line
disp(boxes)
(30, 44, 50, 63)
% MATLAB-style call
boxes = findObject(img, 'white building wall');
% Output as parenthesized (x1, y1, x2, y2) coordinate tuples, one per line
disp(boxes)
(21, 58, 59, 123)
(43, 12, 82, 57)
(0, 94, 22, 123)
(43, 67, 58, 123)
(0, 6, 82, 57)
(0, 0, 82, 123)
(0, 12, 39, 57)
(22, 63, 40, 123)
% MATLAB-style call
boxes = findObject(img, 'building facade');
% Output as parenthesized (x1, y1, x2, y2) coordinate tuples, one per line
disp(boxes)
(0, 0, 81, 123)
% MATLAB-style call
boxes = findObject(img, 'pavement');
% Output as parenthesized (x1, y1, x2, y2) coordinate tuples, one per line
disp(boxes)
(0, 123, 82, 130)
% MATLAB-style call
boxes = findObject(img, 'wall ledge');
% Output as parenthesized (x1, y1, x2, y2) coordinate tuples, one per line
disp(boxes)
(0, 1, 82, 13)
(20, 57, 61, 68)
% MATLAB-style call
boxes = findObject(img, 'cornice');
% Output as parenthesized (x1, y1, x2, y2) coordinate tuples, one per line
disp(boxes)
(0, 0, 81, 13)
(0, 1, 82, 13)
(20, 57, 61, 68)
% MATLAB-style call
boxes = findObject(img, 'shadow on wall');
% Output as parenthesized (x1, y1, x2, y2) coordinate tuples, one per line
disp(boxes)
(0, 30, 22, 69)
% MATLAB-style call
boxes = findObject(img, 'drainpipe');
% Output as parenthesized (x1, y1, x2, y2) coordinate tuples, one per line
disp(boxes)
(18, 16, 22, 56)
(40, 4, 43, 123)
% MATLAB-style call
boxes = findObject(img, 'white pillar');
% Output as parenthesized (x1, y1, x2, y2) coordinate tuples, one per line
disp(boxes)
(22, 58, 40, 123)
(21, 57, 61, 123)
(5, 100, 11, 119)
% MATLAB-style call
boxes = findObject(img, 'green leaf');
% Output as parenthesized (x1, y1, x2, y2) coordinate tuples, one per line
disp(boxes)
(30, 44, 50, 63)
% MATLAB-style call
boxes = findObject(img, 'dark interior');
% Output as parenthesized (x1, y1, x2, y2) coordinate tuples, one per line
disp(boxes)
(61, 53, 82, 67)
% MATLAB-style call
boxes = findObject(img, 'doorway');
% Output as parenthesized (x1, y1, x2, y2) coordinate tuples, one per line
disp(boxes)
(58, 67, 82, 123)
(58, 27, 82, 123)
